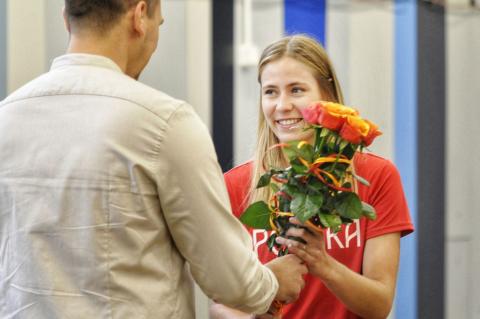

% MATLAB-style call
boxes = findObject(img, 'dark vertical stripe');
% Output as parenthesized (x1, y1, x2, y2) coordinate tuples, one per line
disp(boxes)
(417, 2, 445, 319)
(0, 1, 7, 99)
(394, 1, 418, 318)
(284, 0, 326, 46)
(212, 0, 234, 171)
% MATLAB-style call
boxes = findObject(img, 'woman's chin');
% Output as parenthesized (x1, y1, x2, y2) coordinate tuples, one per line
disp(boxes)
(277, 132, 314, 144)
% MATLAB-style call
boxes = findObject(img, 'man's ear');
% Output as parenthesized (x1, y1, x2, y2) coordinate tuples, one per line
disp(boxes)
(132, 1, 148, 37)
(62, 6, 71, 33)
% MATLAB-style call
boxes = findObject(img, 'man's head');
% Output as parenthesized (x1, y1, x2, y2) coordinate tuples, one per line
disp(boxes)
(64, 0, 163, 79)
(64, 0, 158, 34)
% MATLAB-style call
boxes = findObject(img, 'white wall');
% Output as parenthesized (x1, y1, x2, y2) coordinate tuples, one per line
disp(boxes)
(233, 0, 284, 165)
(327, 1, 394, 160)
(446, 5, 480, 318)
(7, 0, 47, 93)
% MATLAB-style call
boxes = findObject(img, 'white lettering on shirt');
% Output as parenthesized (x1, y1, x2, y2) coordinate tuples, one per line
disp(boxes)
(345, 219, 361, 248)
(253, 229, 279, 255)
(326, 228, 345, 249)
(253, 220, 362, 253)
(252, 229, 268, 255)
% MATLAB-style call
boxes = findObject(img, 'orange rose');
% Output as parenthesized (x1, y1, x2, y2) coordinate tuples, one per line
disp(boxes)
(317, 106, 345, 130)
(339, 116, 370, 145)
(323, 102, 359, 117)
(363, 119, 382, 146)
(347, 115, 370, 136)
(301, 103, 322, 125)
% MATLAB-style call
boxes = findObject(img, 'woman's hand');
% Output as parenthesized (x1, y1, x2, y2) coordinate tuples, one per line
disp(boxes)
(276, 217, 401, 319)
(275, 217, 335, 280)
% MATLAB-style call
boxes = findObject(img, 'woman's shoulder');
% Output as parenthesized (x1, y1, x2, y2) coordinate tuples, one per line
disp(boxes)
(353, 152, 402, 186)
(354, 152, 397, 172)
(224, 161, 254, 181)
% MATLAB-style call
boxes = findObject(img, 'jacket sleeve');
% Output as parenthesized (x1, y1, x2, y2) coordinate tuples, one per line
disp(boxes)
(155, 103, 278, 314)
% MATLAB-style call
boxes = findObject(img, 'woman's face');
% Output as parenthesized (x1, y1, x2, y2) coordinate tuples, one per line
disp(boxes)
(260, 56, 323, 144)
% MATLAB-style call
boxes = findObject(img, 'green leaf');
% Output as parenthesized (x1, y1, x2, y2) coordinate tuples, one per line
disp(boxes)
(334, 192, 362, 220)
(291, 160, 309, 174)
(282, 143, 298, 162)
(283, 141, 314, 163)
(320, 128, 330, 137)
(361, 202, 377, 220)
(306, 178, 327, 193)
(270, 183, 280, 193)
(267, 233, 278, 250)
(305, 194, 323, 213)
(339, 139, 349, 152)
(319, 213, 342, 233)
(290, 193, 320, 223)
(290, 193, 307, 222)
(296, 142, 314, 163)
(256, 172, 272, 188)
(326, 138, 336, 152)
(283, 184, 299, 196)
(240, 201, 272, 230)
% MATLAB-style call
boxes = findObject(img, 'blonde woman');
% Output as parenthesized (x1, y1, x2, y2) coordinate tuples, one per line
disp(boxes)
(210, 35, 414, 319)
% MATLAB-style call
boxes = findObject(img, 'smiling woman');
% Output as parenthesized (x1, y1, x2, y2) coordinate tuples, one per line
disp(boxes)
(260, 56, 322, 144)
(210, 34, 414, 319)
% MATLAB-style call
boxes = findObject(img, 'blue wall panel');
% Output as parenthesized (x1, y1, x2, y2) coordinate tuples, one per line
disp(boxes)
(394, 1, 418, 318)
(284, 0, 326, 46)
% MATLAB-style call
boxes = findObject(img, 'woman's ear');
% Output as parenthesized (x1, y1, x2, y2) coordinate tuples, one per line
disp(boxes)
(132, 1, 148, 37)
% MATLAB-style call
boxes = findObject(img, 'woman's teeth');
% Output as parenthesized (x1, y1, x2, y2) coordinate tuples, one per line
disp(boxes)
(277, 119, 302, 125)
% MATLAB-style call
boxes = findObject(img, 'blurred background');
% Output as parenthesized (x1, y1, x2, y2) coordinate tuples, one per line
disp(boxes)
(1, 0, 479, 318)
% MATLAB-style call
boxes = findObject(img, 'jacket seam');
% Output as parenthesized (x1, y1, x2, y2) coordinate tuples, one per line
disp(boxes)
(0, 92, 183, 122)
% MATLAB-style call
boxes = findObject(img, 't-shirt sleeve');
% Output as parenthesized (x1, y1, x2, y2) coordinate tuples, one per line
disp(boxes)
(363, 158, 414, 239)
(224, 162, 252, 219)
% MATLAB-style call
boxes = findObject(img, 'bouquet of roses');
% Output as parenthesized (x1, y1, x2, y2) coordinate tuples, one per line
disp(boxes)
(240, 101, 382, 256)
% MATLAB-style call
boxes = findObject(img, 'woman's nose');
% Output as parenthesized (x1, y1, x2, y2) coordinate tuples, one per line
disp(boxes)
(276, 94, 293, 111)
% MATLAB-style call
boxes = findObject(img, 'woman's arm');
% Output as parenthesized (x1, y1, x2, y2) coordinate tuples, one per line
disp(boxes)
(277, 218, 400, 319)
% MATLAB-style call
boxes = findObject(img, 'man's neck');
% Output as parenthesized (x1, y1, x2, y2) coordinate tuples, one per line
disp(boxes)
(66, 32, 129, 74)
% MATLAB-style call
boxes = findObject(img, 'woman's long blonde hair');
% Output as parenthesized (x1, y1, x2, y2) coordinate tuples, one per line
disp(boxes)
(249, 34, 345, 205)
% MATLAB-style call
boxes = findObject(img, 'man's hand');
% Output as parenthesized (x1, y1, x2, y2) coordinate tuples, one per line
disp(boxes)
(266, 254, 307, 303)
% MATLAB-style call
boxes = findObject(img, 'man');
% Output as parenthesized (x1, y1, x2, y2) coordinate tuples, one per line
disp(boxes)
(0, 1, 307, 318)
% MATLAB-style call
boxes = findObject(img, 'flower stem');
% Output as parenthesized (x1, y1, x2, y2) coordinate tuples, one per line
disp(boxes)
(315, 128, 325, 154)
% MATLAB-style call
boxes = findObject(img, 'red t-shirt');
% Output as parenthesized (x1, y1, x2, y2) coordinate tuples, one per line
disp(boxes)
(224, 152, 414, 319)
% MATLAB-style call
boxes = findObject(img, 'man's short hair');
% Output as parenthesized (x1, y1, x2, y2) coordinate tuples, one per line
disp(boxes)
(65, 0, 157, 33)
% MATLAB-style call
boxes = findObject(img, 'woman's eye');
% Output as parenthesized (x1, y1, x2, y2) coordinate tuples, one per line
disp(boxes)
(263, 89, 275, 96)
(292, 87, 304, 94)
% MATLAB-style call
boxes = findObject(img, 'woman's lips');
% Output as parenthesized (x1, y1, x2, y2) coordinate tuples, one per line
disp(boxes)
(276, 118, 304, 130)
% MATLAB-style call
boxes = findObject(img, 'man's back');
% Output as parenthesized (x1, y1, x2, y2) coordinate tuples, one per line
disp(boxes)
(0, 53, 239, 318)
(0, 54, 280, 318)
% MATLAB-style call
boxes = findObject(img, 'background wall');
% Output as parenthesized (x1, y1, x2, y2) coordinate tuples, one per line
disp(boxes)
(1, 1, 480, 318)
(446, 4, 480, 318)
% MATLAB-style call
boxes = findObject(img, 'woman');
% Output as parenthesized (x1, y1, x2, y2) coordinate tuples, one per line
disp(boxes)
(210, 35, 414, 319)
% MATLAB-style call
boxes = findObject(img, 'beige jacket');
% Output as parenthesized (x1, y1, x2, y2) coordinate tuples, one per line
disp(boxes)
(0, 54, 278, 318)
